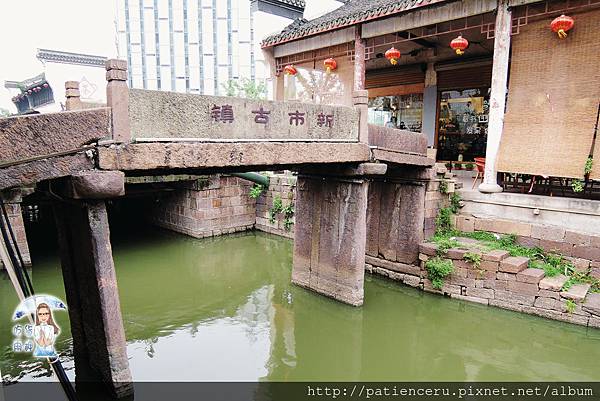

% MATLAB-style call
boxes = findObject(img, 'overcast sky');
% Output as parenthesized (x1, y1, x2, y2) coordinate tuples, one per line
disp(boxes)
(0, 0, 339, 112)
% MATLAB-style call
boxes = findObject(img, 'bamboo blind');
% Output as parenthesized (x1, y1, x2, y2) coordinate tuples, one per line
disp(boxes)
(497, 9, 600, 179)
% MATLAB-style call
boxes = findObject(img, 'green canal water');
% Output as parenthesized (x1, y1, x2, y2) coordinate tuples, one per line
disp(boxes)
(2, 227, 600, 383)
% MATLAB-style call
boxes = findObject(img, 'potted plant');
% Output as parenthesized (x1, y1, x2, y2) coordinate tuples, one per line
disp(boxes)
(454, 162, 463, 170)
(445, 162, 453, 172)
(465, 162, 474, 171)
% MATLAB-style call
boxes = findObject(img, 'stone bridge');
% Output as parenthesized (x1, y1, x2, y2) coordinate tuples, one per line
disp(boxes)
(0, 60, 434, 397)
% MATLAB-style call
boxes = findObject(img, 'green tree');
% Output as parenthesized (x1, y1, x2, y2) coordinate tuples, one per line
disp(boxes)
(221, 78, 267, 99)
(0, 108, 11, 117)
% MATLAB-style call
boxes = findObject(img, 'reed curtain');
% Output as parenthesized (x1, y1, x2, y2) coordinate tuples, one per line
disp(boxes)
(497, 8, 600, 179)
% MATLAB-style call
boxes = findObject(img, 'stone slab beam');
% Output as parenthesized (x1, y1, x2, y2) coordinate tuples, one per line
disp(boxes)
(97, 142, 370, 171)
(69, 171, 126, 199)
(54, 201, 133, 398)
(0, 108, 111, 165)
(292, 174, 368, 306)
(371, 148, 434, 167)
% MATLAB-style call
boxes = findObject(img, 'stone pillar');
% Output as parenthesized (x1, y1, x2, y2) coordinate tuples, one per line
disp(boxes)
(0, 189, 32, 269)
(105, 59, 130, 143)
(54, 201, 132, 398)
(52, 171, 131, 398)
(65, 81, 82, 111)
(353, 25, 366, 92)
(292, 174, 368, 306)
(479, 0, 511, 193)
(353, 90, 369, 144)
(422, 61, 437, 147)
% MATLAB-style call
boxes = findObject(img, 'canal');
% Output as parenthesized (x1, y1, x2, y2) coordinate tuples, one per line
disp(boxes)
(2, 222, 600, 384)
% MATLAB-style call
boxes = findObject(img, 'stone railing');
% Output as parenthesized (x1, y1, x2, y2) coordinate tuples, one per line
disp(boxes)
(128, 89, 360, 142)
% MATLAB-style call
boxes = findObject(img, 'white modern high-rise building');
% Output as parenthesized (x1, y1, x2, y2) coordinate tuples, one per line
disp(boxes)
(115, 0, 312, 96)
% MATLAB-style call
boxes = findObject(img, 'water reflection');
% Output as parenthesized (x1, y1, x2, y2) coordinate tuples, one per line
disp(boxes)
(2, 229, 600, 385)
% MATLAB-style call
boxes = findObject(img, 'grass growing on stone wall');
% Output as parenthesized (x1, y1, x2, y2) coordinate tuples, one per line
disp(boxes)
(431, 207, 600, 292)
(249, 184, 264, 199)
(425, 257, 454, 289)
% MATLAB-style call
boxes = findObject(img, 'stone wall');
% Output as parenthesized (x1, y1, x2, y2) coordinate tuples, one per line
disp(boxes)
(151, 175, 256, 238)
(366, 241, 600, 329)
(255, 173, 296, 239)
(0, 191, 32, 269)
(455, 214, 600, 281)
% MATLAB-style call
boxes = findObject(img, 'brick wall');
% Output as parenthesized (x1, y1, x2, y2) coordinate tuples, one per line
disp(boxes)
(255, 173, 296, 239)
(151, 175, 256, 238)
(0, 195, 32, 269)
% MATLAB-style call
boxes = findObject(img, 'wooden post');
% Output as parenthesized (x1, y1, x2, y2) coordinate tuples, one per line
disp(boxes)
(105, 59, 130, 143)
(65, 81, 82, 111)
(479, 0, 511, 193)
(353, 25, 366, 92)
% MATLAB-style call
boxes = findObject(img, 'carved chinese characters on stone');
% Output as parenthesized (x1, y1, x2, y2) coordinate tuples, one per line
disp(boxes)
(288, 110, 306, 126)
(211, 104, 234, 123)
(317, 112, 334, 128)
(252, 107, 271, 124)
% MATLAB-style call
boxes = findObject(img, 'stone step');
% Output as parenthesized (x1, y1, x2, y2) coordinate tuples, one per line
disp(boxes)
(561, 283, 591, 302)
(539, 274, 568, 291)
(582, 292, 600, 316)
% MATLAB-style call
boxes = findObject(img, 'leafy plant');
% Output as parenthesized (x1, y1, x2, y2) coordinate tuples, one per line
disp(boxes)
(439, 179, 449, 194)
(249, 184, 264, 199)
(268, 195, 284, 224)
(282, 204, 294, 231)
(585, 157, 593, 175)
(435, 207, 454, 235)
(571, 179, 584, 193)
(445, 162, 453, 170)
(463, 252, 482, 269)
(425, 257, 454, 289)
(450, 193, 461, 214)
(465, 162, 474, 170)
(565, 299, 577, 314)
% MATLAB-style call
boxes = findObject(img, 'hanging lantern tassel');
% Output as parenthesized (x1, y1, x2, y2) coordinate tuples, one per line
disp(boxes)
(283, 64, 297, 76)
(324, 58, 337, 74)
(450, 35, 469, 55)
(551, 15, 574, 39)
(385, 47, 401, 65)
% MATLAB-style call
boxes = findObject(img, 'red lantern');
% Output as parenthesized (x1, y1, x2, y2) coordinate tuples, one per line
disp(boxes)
(450, 35, 469, 55)
(283, 64, 297, 76)
(324, 58, 337, 73)
(27, 90, 32, 94)
(385, 47, 401, 65)
(43, 83, 49, 88)
(550, 15, 574, 39)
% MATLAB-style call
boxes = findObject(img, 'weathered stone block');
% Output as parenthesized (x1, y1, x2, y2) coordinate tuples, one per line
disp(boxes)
(534, 297, 564, 312)
(572, 246, 600, 262)
(483, 249, 510, 262)
(516, 235, 540, 248)
(531, 224, 565, 241)
(494, 290, 535, 306)
(540, 240, 572, 256)
(468, 270, 495, 280)
(496, 272, 517, 281)
(565, 230, 591, 247)
(516, 268, 545, 284)
(499, 256, 529, 273)
(589, 316, 600, 328)
(423, 279, 443, 294)
(538, 289, 560, 299)
(446, 248, 468, 260)
(450, 266, 468, 278)
(456, 215, 475, 232)
(484, 279, 507, 291)
(539, 274, 568, 291)
(565, 257, 591, 274)
(466, 287, 494, 299)
(490, 299, 524, 312)
(364, 255, 421, 276)
(418, 253, 429, 262)
(523, 306, 589, 326)
(560, 284, 591, 302)
(507, 280, 539, 296)
(451, 293, 489, 305)
(442, 283, 462, 295)
(447, 275, 476, 288)
(403, 274, 421, 287)
(418, 242, 438, 256)
(590, 268, 600, 280)
(480, 260, 499, 271)
(453, 259, 474, 270)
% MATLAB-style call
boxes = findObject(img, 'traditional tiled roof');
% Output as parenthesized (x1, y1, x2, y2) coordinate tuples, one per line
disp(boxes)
(262, 0, 448, 47)
(277, 0, 305, 7)
(36, 48, 107, 67)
